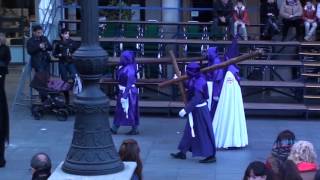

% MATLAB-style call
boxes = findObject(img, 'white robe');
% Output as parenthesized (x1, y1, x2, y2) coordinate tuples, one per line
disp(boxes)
(212, 71, 248, 148)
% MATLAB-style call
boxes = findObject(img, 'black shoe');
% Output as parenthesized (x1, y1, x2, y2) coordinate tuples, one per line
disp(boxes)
(170, 152, 186, 160)
(125, 129, 139, 135)
(0, 159, 6, 168)
(199, 156, 216, 163)
(110, 128, 117, 135)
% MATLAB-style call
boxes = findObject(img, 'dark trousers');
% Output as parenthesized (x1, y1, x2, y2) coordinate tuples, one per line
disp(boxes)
(282, 18, 302, 41)
(262, 16, 280, 40)
(59, 62, 77, 104)
(212, 17, 233, 39)
(0, 74, 7, 164)
(0, 137, 5, 164)
(32, 63, 50, 102)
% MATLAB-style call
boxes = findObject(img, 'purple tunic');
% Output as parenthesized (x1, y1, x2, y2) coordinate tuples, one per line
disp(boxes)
(206, 47, 224, 116)
(178, 62, 216, 157)
(113, 51, 139, 126)
(224, 37, 241, 82)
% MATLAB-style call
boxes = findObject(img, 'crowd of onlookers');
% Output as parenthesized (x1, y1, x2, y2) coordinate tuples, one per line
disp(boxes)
(213, 0, 320, 41)
(244, 130, 320, 180)
(30, 138, 143, 180)
(29, 130, 320, 180)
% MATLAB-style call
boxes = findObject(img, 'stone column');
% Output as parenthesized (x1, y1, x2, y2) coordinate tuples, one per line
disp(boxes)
(162, 0, 180, 78)
(61, 0, 124, 175)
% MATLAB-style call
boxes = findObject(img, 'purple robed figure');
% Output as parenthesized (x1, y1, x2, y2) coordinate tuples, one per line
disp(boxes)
(171, 62, 216, 163)
(206, 47, 224, 117)
(111, 51, 139, 135)
(224, 37, 241, 81)
(213, 37, 248, 148)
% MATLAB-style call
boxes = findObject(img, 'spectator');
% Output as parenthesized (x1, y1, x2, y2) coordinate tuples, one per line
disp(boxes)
(27, 25, 52, 73)
(243, 161, 273, 180)
(288, 140, 318, 179)
(282, 160, 303, 180)
(280, 0, 303, 41)
(119, 139, 143, 180)
(303, 0, 317, 41)
(30, 153, 52, 180)
(260, 0, 281, 40)
(27, 25, 52, 102)
(314, 170, 320, 180)
(233, 0, 249, 40)
(52, 28, 79, 104)
(266, 130, 295, 168)
(0, 32, 11, 168)
(212, 0, 234, 39)
(316, 0, 320, 21)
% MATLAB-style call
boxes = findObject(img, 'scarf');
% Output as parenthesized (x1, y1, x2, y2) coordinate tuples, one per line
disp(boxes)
(286, 0, 297, 6)
(271, 146, 291, 162)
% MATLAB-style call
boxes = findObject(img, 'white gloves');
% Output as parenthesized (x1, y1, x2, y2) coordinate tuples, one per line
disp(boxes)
(179, 109, 186, 117)
(121, 98, 129, 118)
(73, 74, 82, 95)
(173, 71, 181, 79)
(120, 98, 126, 104)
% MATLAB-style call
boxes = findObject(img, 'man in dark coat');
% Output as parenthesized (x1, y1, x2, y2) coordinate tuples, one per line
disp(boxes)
(27, 25, 52, 102)
(212, 0, 234, 39)
(27, 25, 52, 73)
(0, 32, 11, 168)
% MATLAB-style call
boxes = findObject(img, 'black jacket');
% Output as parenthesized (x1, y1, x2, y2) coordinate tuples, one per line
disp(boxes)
(260, 2, 279, 23)
(27, 36, 52, 70)
(0, 44, 11, 75)
(213, 0, 234, 19)
(52, 39, 79, 63)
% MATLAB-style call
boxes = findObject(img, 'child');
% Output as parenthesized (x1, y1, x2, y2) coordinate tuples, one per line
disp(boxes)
(303, 0, 317, 41)
(233, 0, 249, 40)
(119, 139, 143, 180)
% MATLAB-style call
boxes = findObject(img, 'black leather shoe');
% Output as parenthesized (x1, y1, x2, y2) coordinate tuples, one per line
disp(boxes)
(0, 159, 6, 168)
(170, 152, 186, 160)
(199, 156, 216, 163)
(126, 129, 139, 135)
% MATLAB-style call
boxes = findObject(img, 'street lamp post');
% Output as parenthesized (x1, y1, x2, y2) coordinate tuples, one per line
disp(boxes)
(62, 0, 124, 175)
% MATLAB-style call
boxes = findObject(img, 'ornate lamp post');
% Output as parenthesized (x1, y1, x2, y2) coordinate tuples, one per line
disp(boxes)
(62, 0, 124, 175)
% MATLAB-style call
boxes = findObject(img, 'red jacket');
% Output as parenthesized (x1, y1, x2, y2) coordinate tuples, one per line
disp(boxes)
(303, 5, 317, 21)
(233, 5, 249, 24)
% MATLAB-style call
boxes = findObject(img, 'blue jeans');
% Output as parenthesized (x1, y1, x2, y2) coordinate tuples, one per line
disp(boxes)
(59, 63, 78, 104)
(59, 62, 78, 81)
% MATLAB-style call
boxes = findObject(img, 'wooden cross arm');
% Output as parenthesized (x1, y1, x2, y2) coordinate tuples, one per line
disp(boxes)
(158, 49, 263, 88)
(169, 50, 187, 104)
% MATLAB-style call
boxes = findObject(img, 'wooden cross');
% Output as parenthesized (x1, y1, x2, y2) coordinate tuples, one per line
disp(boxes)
(159, 49, 263, 88)
(169, 50, 187, 104)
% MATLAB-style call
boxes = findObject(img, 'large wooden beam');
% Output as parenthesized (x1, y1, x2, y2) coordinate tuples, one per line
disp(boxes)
(159, 49, 263, 87)
(107, 56, 206, 65)
(169, 50, 187, 104)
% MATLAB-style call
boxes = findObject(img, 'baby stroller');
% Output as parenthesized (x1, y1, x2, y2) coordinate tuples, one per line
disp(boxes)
(30, 72, 74, 121)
